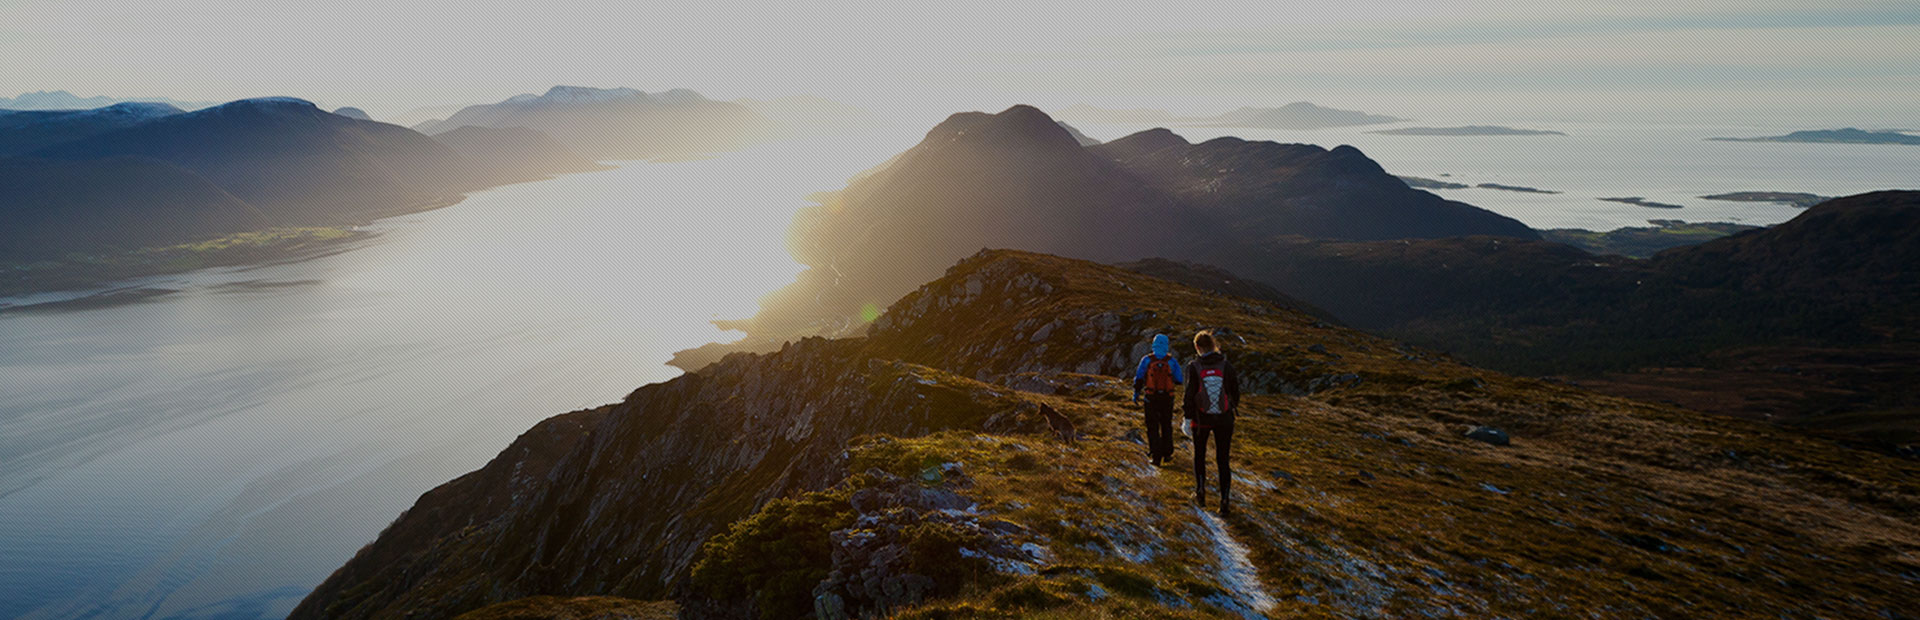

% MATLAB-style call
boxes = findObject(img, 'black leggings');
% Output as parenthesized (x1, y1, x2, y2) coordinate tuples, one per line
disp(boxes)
(1193, 422, 1233, 503)
(1143, 394, 1175, 461)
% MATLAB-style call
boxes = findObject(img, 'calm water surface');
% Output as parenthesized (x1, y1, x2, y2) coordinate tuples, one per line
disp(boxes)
(1, 120, 1913, 619)
(0, 131, 917, 620)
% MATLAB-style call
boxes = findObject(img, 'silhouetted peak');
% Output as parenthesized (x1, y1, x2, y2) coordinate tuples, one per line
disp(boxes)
(922, 105, 1081, 152)
(220, 97, 320, 110)
(539, 85, 646, 103)
(1320, 144, 1386, 175)
(96, 101, 182, 115)
(1101, 128, 1190, 158)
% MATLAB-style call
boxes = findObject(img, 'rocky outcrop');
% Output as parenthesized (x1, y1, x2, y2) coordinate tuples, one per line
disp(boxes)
(810, 468, 1041, 619)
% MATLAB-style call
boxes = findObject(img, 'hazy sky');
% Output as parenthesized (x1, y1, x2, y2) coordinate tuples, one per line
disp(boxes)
(3, 0, 1916, 125)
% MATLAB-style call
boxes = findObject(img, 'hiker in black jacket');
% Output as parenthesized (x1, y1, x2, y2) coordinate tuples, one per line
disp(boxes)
(1183, 330, 1241, 516)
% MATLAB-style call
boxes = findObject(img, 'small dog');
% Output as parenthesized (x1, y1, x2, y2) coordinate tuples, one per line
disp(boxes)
(1039, 404, 1077, 444)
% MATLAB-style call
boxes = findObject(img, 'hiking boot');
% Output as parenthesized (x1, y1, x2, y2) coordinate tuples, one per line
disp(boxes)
(1220, 500, 1232, 518)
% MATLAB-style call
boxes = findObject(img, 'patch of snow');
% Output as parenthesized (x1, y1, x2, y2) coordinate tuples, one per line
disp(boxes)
(1086, 584, 1109, 600)
(1196, 508, 1277, 619)
(1479, 482, 1510, 495)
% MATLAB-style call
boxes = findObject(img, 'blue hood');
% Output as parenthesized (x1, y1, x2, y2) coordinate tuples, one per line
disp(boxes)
(1152, 334, 1170, 357)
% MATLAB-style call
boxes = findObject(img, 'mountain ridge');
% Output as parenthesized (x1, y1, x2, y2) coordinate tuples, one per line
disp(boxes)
(295, 249, 1920, 619)
(418, 86, 774, 160)
(33, 97, 477, 225)
(744, 105, 1531, 345)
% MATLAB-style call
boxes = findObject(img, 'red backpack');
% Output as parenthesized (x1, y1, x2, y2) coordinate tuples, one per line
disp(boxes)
(1144, 357, 1177, 394)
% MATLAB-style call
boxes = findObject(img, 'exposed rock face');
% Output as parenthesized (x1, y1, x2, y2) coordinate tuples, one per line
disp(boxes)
(808, 469, 1039, 619)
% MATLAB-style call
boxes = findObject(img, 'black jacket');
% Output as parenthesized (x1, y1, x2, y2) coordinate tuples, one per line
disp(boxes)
(1183, 351, 1240, 421)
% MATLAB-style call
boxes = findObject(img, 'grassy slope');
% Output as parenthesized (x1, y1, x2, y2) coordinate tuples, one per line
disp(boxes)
(306, 250, 1919, 619)
(1539, 222, 1758, 258)
(836, 251, 1920, 617)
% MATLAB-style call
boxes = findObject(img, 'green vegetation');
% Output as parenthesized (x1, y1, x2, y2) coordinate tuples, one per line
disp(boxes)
(0, 227, 361, 297)
(1540, 220, 1758, 257)
(688, 485, 856, 620)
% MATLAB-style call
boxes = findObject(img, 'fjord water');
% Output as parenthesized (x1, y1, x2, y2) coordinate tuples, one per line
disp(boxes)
(0, 132, 919, 620)
(0, 118, 1914, 620)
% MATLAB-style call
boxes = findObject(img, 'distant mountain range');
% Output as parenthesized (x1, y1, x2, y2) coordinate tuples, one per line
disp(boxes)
(36, 98, 475, 225)
(0, 102, 185, 155)
(333, 107, 373, 120)
(1056, 102, 1405, 130)
(0, 90, 216, 111)
(413, 86, 774, 160)
(1209, 102, 1404, 129)
(2, 96, 610, 261)
(1371, 125, 1565, 136)
(716, 103, 1920, 446)
(737, 105, 1531, 342)
(1709, 128, 1920, 145)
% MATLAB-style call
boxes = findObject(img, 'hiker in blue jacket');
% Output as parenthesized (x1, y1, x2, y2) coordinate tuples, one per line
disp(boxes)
(1132, 334, 1184, 466)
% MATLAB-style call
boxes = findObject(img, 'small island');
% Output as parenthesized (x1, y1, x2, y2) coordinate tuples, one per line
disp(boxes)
(1371, 125, 1566, 136)
(1699, 192, 1831, 208)
(1397, 175, 1469, 190)
(1478, 183, 1561, 194)
(1600, 196, 1684, 209)
(1707, 128, 1920, 145)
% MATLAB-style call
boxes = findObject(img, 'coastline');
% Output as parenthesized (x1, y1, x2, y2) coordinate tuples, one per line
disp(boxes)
(0, 226, 380, 307)
(0, 165, 617, 303)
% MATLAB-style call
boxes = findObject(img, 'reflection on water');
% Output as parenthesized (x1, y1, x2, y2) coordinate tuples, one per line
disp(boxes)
(0, 130, 920, 620)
